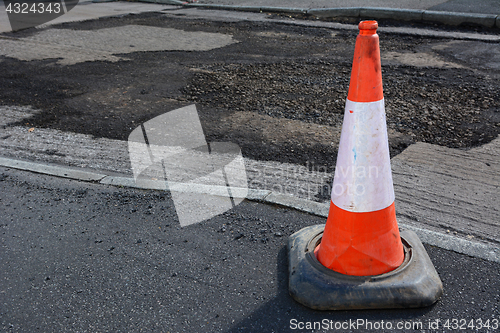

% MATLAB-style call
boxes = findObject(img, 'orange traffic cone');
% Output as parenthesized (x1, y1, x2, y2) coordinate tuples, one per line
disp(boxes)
(314, 20, 404, 276)
(287, 21, 443, 310)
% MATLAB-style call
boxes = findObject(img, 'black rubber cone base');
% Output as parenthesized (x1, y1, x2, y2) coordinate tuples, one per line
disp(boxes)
(288, 224, 443, 310)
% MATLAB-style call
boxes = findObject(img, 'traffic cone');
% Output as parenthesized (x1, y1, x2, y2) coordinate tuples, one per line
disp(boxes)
(287, 21, 443, 310)
(314, 20, 404, 276)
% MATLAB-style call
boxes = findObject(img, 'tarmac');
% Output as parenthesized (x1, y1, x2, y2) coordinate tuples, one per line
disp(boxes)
(1, 1, 500, 332)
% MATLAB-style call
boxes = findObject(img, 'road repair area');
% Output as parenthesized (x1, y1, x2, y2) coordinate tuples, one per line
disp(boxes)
(0, 2, 499, 332)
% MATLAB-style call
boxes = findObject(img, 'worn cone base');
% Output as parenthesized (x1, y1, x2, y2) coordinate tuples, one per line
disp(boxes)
(288, 225, 443, 310)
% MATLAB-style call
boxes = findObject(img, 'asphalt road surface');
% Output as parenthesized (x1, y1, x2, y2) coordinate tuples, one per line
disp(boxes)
(1, 6, 499, 333)
(1, 166, 499, 332)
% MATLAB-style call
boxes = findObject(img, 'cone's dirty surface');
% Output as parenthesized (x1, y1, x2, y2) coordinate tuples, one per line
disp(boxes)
(289, 225, 443, 310)
(287, 21, 443, 310)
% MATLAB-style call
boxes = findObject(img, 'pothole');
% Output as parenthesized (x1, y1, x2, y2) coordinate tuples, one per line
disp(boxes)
(0, 25, 237, 65)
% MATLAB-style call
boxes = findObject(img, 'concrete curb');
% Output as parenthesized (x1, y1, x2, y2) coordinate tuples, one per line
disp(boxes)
(360, 7, 424, 22)
(177, 3, 499, 28)
(185, 3, 307, 14)
(1, 156, 498, 263)
(139, 0, 185, 5)
(307, 8, 360, 18)
(422, 10, 497, 28)
(398, 222, 500, 264)
(0, 157, 107, 182)
(258, 6, 307, 14)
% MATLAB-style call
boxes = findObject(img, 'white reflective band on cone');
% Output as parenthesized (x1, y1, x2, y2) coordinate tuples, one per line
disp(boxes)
(331, 99, 395, 213)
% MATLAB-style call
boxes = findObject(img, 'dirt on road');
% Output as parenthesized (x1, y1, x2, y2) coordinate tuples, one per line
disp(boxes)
(1, 12, 499, 170)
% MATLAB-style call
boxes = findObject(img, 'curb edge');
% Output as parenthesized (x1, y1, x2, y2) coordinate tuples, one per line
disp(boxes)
(1, 156, 498, 263)
(178, 3, 499, 28)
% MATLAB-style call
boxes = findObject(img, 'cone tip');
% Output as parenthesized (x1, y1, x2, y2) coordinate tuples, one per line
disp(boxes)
(358, 20, 378, 34)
